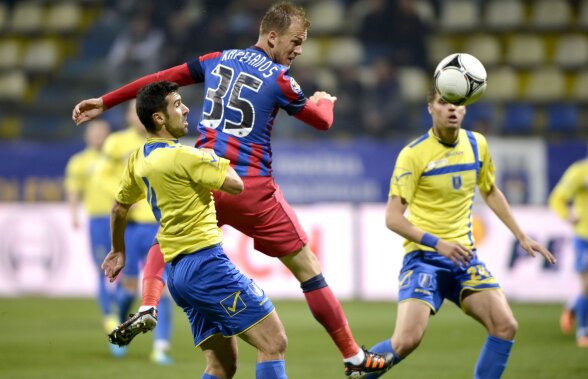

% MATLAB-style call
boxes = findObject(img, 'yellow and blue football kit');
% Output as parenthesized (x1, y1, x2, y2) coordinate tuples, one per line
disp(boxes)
(96, 127, 156, 275)
(116, 138, 274, 346)
(96, 127, 171, 345)
(549, 158, 588, 341)
(390, 129, 500, 313)
(549, 158, 588, 272)
(65, 148, 113, 216)
(549, 158, 588, 239)
(65, 147, 115, 316)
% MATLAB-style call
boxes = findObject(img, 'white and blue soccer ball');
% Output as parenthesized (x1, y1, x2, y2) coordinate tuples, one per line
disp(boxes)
(434, 53, 487, 106)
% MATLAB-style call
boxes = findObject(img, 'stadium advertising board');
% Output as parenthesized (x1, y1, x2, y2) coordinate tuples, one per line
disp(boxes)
(0, 204, 577, 302)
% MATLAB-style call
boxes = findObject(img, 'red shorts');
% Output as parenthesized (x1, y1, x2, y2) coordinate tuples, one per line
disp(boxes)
(213, 176, 308, 257)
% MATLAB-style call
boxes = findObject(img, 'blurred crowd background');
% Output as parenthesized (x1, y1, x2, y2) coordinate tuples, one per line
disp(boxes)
(0, 0, 587, 141)
(0, 0, 587, 206)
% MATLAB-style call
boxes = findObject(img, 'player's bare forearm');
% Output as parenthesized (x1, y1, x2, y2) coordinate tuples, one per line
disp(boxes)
(72, 98, 106, 125)
(110, 201, 130, 255)
(483, 185, 557, 264)
(386, 196, 473, 266)
(481, 185, 525, 240)
(66, 191, 81, 229)
(385, 196, 421, 241)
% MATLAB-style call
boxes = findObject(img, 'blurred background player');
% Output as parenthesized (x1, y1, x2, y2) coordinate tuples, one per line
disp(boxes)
(363, 88, 556, 379)
(93, 100, 174, 363)
(64, 120, 119, 349)
(72, 2, 392, 376)
(548, 157, 588, 347)
(103, 81, 288, 379)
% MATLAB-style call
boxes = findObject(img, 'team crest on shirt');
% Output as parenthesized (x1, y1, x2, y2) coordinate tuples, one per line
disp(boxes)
(289, 77, 302, 94)
(452, 175, 462, 190)
(248, 281, 265, 298)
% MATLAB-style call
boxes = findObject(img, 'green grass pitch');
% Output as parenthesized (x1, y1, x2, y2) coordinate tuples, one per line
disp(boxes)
(0, 298, 586, 378)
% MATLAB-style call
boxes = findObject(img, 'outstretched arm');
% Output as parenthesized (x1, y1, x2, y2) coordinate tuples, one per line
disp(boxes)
(66, 189, 82, 229)
(72, 63, 196, 125)
(481, 185, 557, 264)
(294, 91, 337, 130)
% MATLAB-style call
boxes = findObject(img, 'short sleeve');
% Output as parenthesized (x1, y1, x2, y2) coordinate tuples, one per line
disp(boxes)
(553, 164, 581, 200)
(115, 151, 145, 205)
(275, 70, 307, 115)
(64, 155, 83, 193)
(176, 147, 230, 190)
(389, 146, 420, 203)
(476, 134, 496, 193)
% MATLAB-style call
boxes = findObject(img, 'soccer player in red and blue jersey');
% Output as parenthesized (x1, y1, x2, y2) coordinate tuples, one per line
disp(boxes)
(73, 2, 392, 377)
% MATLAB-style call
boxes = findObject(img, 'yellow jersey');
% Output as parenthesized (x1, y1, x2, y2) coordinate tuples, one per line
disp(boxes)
(93, 127, 154, 223)
(548, 158, 588, 238)
(64, 148, 113, 216)
(390, 129, 496, 254)
(116, 138, 229, 262)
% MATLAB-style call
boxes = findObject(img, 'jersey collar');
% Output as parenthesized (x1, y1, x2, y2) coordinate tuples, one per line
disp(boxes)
(429, 128, 460, 148)
(146, 137, 179, 145)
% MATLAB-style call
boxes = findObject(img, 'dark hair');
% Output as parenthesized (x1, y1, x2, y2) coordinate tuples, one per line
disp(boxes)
(259, 1, 310, 35)
(136, 81, 179, 132)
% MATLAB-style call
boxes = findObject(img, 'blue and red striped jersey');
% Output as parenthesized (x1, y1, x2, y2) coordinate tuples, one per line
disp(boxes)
(186, 46, 307, 177)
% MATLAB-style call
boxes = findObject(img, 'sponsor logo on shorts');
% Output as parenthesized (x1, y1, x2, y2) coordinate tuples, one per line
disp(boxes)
(399, 270, 413, 289)
(221, 291, 247, 317)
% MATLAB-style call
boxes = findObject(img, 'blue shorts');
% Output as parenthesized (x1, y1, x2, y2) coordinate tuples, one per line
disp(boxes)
(89, 216, 111, 267)
(123, 222, 158, 277)
(398, 250, 500, 314)
(574, 237, 588, 273)
(167, 244, 275, 347)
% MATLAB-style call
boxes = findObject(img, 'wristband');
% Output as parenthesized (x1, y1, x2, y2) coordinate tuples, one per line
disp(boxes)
(420, 233, 440, 249)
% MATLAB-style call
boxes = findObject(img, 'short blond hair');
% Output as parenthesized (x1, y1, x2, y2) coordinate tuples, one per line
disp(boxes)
(259, 2, 310, 35)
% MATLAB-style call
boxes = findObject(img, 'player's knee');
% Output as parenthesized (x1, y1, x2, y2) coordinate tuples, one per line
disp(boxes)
(268, 328, 288, 355)
(393, 332, 423, 356)
(495, 317, 518, 340)
(205, 361, 237, 379)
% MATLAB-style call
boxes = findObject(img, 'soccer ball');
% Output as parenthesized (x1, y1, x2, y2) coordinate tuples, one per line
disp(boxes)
(434, 53, 487, 106)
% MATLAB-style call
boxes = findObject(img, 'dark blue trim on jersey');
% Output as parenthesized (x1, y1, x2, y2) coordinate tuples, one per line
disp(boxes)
(438, 139, 458, 148)
(409, 133, 429, 148)
(187, 58, 205, 82)
(422, 163, 478, 176)
(143, 141, 177, 158)
(467, 202, 475, 246)
(141, 177, 161, 222)
(466, 130, 480, 180)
